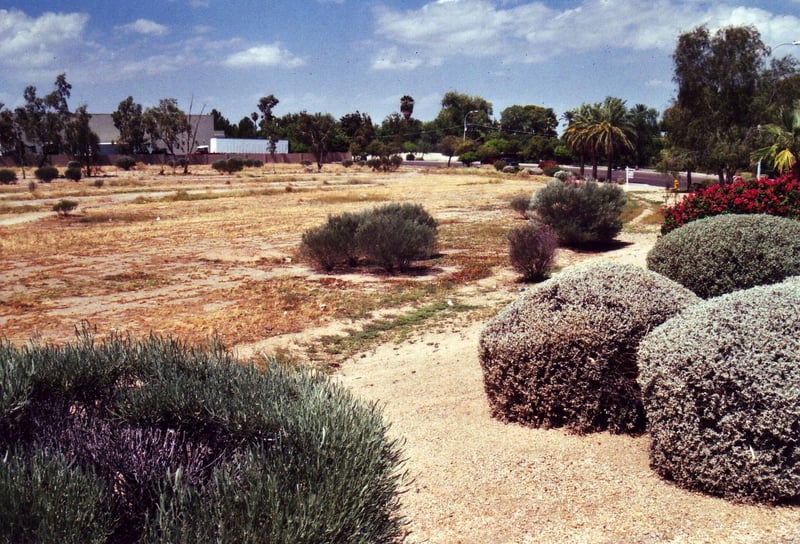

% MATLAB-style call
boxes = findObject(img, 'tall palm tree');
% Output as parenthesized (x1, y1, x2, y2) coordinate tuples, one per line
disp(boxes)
(591, 97, 635, 182)
(756, 99, 800, 179)
(564, 104, 599, 178)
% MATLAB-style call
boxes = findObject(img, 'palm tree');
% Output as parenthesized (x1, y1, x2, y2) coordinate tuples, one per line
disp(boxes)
(563, 104, 599, 178)
(591, 97, 635, 182)
(755, 99, 800, 179)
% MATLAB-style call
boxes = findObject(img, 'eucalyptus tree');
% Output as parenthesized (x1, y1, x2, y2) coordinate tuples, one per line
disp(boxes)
(112, 96, 148, 154)
(64, 105, 100, 176)
(435, 91, 493, 142)
(15, 73, 73, 165)
(296, 112, 338, 171)
(143, 98, 190, 169)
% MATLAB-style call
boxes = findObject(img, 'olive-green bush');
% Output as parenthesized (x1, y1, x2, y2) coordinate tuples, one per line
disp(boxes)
(301, 203, 438, 273)
(114, 156, 137, 171)
(646, 214, 800, 298)
(34, 166, 59, 183)
(0, 332, 406, 543)
(0, 168, 17, 184)
(478, 263, 700, 434)
(637, 277, 800, 503)
(530, 179, 626, 246)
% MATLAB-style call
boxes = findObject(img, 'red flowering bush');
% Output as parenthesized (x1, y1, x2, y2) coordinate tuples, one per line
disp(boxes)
(661, 175, 800, 234)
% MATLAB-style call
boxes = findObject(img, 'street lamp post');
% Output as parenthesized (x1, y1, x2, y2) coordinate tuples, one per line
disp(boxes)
(463, 110, 478, 141)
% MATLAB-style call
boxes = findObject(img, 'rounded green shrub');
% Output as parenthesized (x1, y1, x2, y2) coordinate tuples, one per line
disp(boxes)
(115, 156, 137, 171)
(637, 277, 800, 503)
(646, 213, 800, 299)
(211, 158, 244, 174)
(0, 332, 407, 543)
(530, 179, 626, 246)
(64, 166, 82, 182)
(34, 166, 59, 183)
(478, 263, 700, 434)
(356, 206, 437, 272)
(509, 193, 530, 217)
(0, 168, 18, 184)
(507, 220, 558, 281)
(301, 211, 362, 272)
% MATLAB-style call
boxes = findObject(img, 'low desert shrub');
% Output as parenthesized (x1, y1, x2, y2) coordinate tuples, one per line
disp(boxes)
(661, 174, 800, 234)
(342, 158, 354, 168)
(647, 213, 800, 298)
(478, 263, 699, 434)
(0, 448, 115, 544)
(507, 220, 558, 281)
(0, 332, 406, 543)
(53, 199, 78, 216)
(494, 159, 507, 171)
(637, 277, 800, 503)
(530, 179, 626, 246)
(302, 203, 437, 273)
(0, 168, 18, 184)
(34, 166, 59, 183)
(64, 166, 82, 182)
(211, 158, 245, 174)
(509, 194, 531, 217)
(356, 204, 437, 272)
(115, 156, 137, 171)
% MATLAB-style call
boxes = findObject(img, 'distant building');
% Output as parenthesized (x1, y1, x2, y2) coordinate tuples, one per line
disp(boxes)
(89, 113, 220, 155)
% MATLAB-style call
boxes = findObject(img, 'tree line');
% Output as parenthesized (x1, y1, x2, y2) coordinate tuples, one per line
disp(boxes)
(1, 24, 798, 181)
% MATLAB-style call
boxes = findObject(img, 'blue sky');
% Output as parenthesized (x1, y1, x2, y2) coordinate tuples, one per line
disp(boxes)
(1, 0, 799, 130)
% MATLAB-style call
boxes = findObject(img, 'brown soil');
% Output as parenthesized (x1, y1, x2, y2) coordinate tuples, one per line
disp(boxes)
(1, 164, 797, 542)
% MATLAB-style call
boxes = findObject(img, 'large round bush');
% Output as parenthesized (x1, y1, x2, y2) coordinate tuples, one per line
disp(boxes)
(637, 277, 800, 503)
(647, 213, 800, 298)
(0, 332, 406, 543)
(530, 179, 626, 246)
(478, 263, 700, 434)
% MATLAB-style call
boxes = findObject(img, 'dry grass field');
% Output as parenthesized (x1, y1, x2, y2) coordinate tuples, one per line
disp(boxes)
(1, 163, 798, 542)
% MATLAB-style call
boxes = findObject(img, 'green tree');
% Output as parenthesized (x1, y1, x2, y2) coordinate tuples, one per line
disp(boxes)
(254, 94, 280, 163)
(400, 95, 415, 120)
(500, 105, 557, 137)
(210, 108, 238, 137)
(667, 25, 770, 183)
(592, 97, 635, 182)
(626, 104, 661, 168)
(563, 103, 601, 178)
(111, 96, 148, 154)
(340, 111, 376, 159)
(64, 105, 100, 177)
(143, 98, 190, 168)
(0, 105, 28, 177)
(435, 91, 493, 142)
(296, 112, 337, 171)
(15, 73, 73, 164)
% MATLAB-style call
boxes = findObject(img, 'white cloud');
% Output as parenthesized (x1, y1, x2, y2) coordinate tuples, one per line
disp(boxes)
(122, 18, 169, 36)
(0, 9, 89, 68)
(223, 43, 306, 68)
(371, 46, 424, 70)
(371, 0, 800, 68)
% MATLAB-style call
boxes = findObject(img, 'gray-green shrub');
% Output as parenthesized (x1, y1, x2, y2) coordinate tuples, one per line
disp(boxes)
(637, 277, 800, 503)
(507, 220, 558, 281)
(0, 448, 115, 544)
(0, 168, 17, 184)
(53, 199, 78, 216)
(530, 179, 626, 246)
(646, 213, 800, 298)
(479, 263, 700, 434)
(211, 158, 245, 174)
(64, 166, 82, 182)
(115, 156, 136, 171)
(509, 193, 531, 217)
(34, 166, 59, 183)
(0, 332, 407, 543)
(301, 203, 438, 273)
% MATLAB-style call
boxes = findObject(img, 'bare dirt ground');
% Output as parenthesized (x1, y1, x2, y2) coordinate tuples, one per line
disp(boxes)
(1, 164, 798, 542)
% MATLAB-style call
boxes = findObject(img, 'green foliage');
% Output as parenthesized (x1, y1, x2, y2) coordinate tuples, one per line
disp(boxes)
(509, 193, 530, 216)
(115, 156, 137, 171)
(34, 166, 59, 183)
(540, 162, 560, 176)
(0, 332, 407, 543)
(0, 449, 115, 544)
(458, 151, 479, 167)
(301, 204, 438, 273)
(530, 179, 626, 246)
(53, 199, 78, 216)
(211, 158, 245, 174)
(342, 158, 354, 168)
(660, 174, 800, 233)
(647, 213, 800, 298)
(0, 168, 17, 184)
(506, 220, 558, 281)
(301, 212, 362, 272)
(64, 166, 82, 182)
(637, 277, 800, 502)
(493, 159, 507, 171)
(478, 263, 700, 434)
